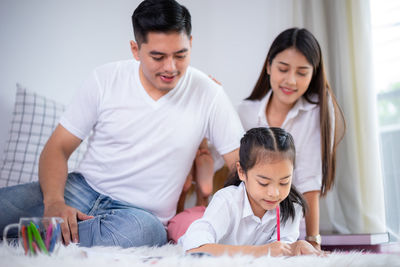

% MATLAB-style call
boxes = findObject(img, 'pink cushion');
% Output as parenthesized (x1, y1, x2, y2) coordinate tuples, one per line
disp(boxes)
(167, 206, 206, 243)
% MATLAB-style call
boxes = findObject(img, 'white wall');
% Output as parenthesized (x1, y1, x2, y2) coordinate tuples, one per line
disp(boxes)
(0, 0, 295, 162)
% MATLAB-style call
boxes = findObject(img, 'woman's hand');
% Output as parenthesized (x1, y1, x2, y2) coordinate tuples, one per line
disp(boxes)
(307, 240, 321, 250)
(290, 240, 324, 256)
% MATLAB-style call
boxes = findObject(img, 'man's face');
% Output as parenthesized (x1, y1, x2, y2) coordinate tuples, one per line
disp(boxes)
(130, 32, 192, 98)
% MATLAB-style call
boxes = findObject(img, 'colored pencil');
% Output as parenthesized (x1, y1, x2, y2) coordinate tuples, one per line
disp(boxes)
(45, 223, 53, 250)
(21, 226, 28, 255)
(29, 221, 49, 255)
(49, 224, 60, 253)
(32, 241, 39, 254)
(276, 206, 280, 241)
(27, 224, 34, 255)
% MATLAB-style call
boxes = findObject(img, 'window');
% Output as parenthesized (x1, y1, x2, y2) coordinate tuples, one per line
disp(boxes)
(370, 0, 400, 241)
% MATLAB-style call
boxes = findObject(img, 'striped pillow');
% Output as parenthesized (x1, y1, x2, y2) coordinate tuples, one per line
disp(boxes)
(0, 84, 85, 187)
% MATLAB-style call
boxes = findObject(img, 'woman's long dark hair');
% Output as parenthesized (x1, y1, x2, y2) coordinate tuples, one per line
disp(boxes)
(225, 127, 307, 224)
(246, 28, 345, 196)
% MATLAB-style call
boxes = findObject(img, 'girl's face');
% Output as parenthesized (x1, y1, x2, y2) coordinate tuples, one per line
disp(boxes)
(237, 159, 293, 219)
(267, 47, 313, 108)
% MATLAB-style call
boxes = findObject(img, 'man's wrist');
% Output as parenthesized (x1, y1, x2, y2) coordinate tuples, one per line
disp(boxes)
(43, 197, 65, 206)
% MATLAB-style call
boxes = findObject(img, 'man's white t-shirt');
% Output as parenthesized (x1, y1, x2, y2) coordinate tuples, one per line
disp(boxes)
(237, 90, 323, 194)
(179, 182, 302, 251)
(60, 60, 244, 225)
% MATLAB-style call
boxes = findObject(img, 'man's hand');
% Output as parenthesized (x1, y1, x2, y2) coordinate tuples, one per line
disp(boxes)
(44, 201, 93, 245)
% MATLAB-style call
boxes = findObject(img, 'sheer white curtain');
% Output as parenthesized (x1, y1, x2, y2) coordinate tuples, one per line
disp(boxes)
(274, 0, 386, 234)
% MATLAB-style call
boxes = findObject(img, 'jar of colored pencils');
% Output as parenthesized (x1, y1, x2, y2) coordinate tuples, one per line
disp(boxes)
(3, 217, 64, 256)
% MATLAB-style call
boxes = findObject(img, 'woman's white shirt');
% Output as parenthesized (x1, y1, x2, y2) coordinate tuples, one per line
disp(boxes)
(237, 90, 322, 194)
(179, 182, 303, 252)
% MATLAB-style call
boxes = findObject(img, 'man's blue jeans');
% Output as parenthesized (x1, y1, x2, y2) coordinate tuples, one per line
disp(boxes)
(0, 172, 167, 248)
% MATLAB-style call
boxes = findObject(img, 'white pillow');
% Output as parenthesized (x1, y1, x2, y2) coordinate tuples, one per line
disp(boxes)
(0, 84, 86, 187)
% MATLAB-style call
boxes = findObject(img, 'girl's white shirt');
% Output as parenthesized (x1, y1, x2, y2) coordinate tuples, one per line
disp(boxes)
(179, 182, 303, 252)
(237, 90, 333, 194)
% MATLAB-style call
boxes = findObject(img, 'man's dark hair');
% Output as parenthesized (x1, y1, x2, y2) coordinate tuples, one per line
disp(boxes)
(132, 0, 192, 46)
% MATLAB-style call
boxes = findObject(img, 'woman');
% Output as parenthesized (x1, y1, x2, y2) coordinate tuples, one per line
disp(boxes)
(237, 27, 345, 249)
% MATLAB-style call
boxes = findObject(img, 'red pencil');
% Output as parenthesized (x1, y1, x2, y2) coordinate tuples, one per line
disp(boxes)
(21, 226, 28, 255)
(276, 206, 280, 241)
(32, 241, 39, 254)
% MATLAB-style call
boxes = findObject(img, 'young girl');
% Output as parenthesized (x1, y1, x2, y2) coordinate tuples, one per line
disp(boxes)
(237, 28, 345, 249)
(179, 127, 321, 257)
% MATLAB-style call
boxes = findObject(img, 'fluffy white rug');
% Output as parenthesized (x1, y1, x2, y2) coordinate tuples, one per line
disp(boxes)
(1, 243, 399, 267)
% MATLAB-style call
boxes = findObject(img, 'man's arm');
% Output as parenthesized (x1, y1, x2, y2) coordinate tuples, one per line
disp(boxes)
(222, 148, 239, 172)
(39, 124, 93, 245)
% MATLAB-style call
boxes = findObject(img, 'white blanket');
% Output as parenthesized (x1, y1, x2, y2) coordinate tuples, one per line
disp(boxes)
(1, 243, 399, 267)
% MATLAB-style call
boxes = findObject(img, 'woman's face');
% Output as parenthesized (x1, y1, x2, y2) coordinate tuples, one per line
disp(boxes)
(267, 47, 313, 108)
(237, 158, 293, 219)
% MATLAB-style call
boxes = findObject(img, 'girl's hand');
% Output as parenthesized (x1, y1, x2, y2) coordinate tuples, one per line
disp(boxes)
(290, 240, 324, 256)
(263, 241, 292, 256)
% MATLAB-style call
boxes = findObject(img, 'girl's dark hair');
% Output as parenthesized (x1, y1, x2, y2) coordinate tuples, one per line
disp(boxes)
(246, 28, 345, 196)
(132, 0, 192, 46)
(225, 127, 307, 224)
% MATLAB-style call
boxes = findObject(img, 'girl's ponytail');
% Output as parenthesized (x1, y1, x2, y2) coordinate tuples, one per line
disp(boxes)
(224, 171, 242, 187)
(280, 185, 307, 224)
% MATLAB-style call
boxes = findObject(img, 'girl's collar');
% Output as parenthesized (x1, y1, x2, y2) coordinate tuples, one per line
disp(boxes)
(240, 182, 278, 223)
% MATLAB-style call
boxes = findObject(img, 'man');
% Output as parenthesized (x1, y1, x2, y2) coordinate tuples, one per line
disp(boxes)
(0, 0, 244, 248)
